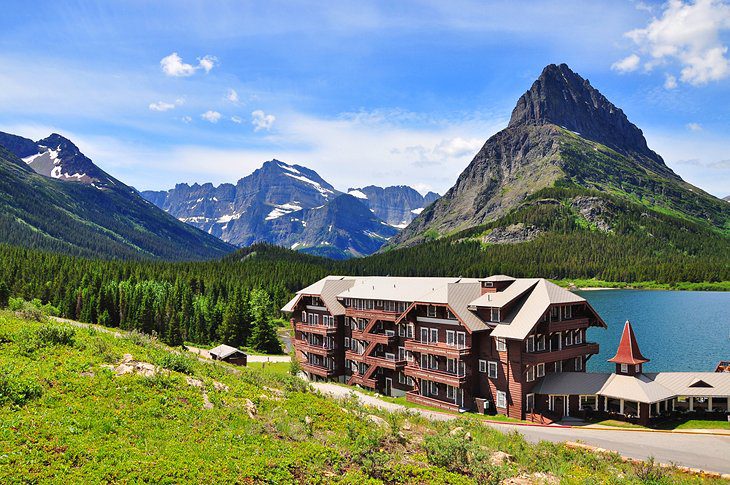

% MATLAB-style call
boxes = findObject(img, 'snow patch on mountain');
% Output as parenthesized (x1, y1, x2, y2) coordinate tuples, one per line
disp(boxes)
(347, 189, 368, 199)
(265, 202, 303, 220)
(411, 207, 424, 215)
(283, 172, 334, 197)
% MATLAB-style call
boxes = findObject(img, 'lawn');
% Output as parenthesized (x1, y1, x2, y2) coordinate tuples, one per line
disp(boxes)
(0, 311, 723, 483)
(589, 418, 730, 431)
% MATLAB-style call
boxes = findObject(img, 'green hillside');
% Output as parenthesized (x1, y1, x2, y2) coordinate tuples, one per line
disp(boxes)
(0, 311, 719, 483)
(0, 147, 233, 261)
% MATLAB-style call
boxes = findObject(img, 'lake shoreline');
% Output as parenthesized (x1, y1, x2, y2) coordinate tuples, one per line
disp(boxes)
(554, 279, 730, 292)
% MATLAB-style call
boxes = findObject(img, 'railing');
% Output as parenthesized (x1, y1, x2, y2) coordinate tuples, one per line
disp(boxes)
(521, 342, 599, 364)
(406, 391, 460, 411)
(365, 354, 406, 370)
(300, 362, 338, 377)
(547, 317, 591, 333)
(296, 340, 336, 355)
(350, 328, 395, 344)
(295, 321, 338, 335)
(348, 373, 377, 388)
(404, 363, 467, 386)
(404, 340, 471, 358)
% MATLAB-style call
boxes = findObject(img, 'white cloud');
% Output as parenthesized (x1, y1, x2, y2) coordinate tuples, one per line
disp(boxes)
(148, 101, 176, 112)
(251, 110, 276, 131)
(621, 0, 730, 86)
(201, 110, 222, 123)
(226, 88, 239, 103)
(231, 115, 243, 124)
(160, 52, 217, 77)
(686, 122, 703, 131)
(181, 116, 192, 124)
(395, 137, 483, 167)
(611, 53, 641, 72)
(664, 73, 678, 89)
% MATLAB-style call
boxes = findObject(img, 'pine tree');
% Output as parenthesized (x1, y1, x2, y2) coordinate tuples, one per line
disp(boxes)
(0, 280, 9, 308)
(249, 288, 282, 354)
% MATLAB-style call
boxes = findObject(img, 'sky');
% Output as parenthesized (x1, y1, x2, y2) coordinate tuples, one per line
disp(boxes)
(0, 0, 729, 198)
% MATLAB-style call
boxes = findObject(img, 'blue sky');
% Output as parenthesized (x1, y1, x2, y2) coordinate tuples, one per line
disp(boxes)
(0, 0, 729, 197)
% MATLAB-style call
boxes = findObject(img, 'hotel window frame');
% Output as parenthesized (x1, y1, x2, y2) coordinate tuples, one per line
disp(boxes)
(429, 328, 439, 344)
(407, 323, 414, 339)
(398, 324, 406, 337)
(575, 329, 582, 344)
(446, 309, 457, 320)
(495, 337, 507, 352)
(301, 311, 307, 323)
(536, 334, 546, 351)
(483, 281, 493, 288)
(478, 359, 487, 373)
(496, 390, 507, 409)
(525, 393, 535, 412)
(398, 372, 407, 385)
(575, 357, 583, 371)
(579, 395, 597, 411)
(526, 365, 535, 382)
(420, 327, 429, 343)
(488, 361, 498, 379)
(566, 331, 573, 346)
(344, 337, 350, 349)
(429, 354, 438, 370)
(447, 358, 456, 374)
(446, 330, 455, 346)
(427, 305, 437, 318)
(398, 346, 406, 361)
(430, 381, 439, 396)
(446, 385, 456, 400)
(526, 335, 535, 353)
(555, 360, 562, 373)
(456, 331, 466, 349)
(550, 306, 560, 321)
(563, 305, 572, 320)
(635, 364, 641, 373)
(621, 363, 628, 373)
(537, 363, 545, 378)
(490, 308, 500, 322)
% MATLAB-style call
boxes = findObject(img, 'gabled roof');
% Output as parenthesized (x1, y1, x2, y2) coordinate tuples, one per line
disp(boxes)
(209, 344, 246, 359)
(280, 276, 356, 315)
(445, 282, 489, 332)
(598, 373, 676, 403)
(533, 371, 611, 395)
(479, 274, 516, 282)
(337, 276, 474, 302)
(608, 320, 649, 365)
(648, 372, 730, 397)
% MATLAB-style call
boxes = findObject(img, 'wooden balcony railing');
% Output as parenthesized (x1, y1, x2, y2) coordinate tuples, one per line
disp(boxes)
(347, 374, 377, 388)
(365, 354, 406, 370)
(350, 328, 396, 344)
(521, 342, 599, 364)
(300, 362, 339, 377)
(404, 364, 467, 386)
(296, 340, 337, 356)
(404, 340, 471, 358)
(547, 317, 591, 333)
(295, 322, 338, 335)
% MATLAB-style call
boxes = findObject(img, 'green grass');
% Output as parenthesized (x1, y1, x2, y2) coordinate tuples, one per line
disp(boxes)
(552, 278, 730, 292)
(0, 311, 723, 483)
(588, 419, 647, 429)
(655, 419, 730, 431)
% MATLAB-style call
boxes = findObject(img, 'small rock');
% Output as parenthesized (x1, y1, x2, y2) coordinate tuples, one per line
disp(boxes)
(367, 414, 390, 429)
(449, 426, 464, 436)
(186, 376, 204, 388)
(464, 431, 472, 441)
(213, 381, 229, 392)
(115, 363, 135, 375)
(501, 472, 558, 485)
(245, 399, 257, 418)
(490, 451, 514, 466)
(304, 415, 312, 425)
(121, 354, 133, 364)
(402, 420, 411, 431)
(80, 371, 95, 377)
(202, 392, 214, 409)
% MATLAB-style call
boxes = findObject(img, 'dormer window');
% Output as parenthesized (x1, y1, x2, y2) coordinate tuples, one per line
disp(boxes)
(490, 308, 500, 322)
(483, 281, 493, 287)
(446, 309, 456, 320)
(427, 305, 437, 318)
(620, 363, 628, 373)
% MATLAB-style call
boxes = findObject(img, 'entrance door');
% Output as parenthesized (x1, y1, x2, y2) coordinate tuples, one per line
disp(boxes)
(385, 377, 392, 397)
(552, 395, 565, 418)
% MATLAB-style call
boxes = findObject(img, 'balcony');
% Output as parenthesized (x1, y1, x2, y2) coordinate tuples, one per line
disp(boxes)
(300, 362, 339, 378)
(296, 340, 337, 356)
(547, 317, 591, 333)
(348, 373, 377, 388)
(295, 321, 338, 336)
(350, 328, 396, 344)
(404, 340, 470, 358)
(406, 391, 460, 411)
(521, 342, 599, 364)
(404, 363, 467, 387)
(365, 354, 406, 370)
(345, 349, 364, 362)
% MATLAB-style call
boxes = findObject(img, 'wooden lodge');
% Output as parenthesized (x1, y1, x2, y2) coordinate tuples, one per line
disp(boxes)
(209, 344, 248, 366)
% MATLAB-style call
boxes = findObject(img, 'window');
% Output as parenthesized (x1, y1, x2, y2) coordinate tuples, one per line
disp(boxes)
(446, 309, 456, 320)
(398, 324, 406, 337)
(525, 393, 535, 412)
(429, 328, 438, 344)
(620, 363, 628, 373)
(420, 354, 428, 368)
(526, 336, 535, 353)
(526, 365, 535, 382)
(555, 360, 562, 373)
(301, 311, 307, 323)
(345, 317, 350, 327)
(376, 300, 383, 308)
(429, 355, 438, 370)
(550, 306, 559, 320)
(536, 363, 545, 378)
(536, 334, 546, 351)
(566, 332, 573, 346)
(344, 337, 350, 349)
(635, 364, 641, 373)
(446, 330, 455, 346)
(427, 305, 437, 317)
(447, 358, 456, 374)
(430, 381, 438, 396)
(488, 361, 498, 379)
(495, 337, 507, 352)
(398, 346, 407, 361)
(478, 359, 487, 373)
(575, 330, 582, 344)
(490, 308, 500, 322)
(420, 327, 429, 343)
(580, 395, 597, 411)
(456, 331, 466, 349)
(562, 305, 572, 320)
(447, 385, 456, 400)
(483, 281, 493, 287)
(575, 357, 583, 371)
(407, 324, 414, 339)
(496, 390, 507, 409)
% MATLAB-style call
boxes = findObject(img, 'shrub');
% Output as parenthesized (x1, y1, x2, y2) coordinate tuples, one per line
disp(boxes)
(156, 352, 196, 375)
(35, 323, 75, 346)
(124, 330, 157, 347)
(0, 367, 43, 406)
(8, 298, 60, 321)
(423, 432, 469, 472)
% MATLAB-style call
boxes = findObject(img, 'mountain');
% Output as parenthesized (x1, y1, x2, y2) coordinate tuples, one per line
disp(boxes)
(141, 160, 398, 258)
(347, 185, 439, 228)
(724, 195, 730, 202)
(0, 132, 233, 260)
(391, 63, 729, 247)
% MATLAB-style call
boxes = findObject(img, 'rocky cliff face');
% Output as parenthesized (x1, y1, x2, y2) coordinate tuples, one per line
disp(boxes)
(390, 63, 728, 248)
(347, 185, 439, 228)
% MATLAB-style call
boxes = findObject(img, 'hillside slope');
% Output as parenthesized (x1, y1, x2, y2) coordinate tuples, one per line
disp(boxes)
(391, 64, 729, 248)
(0, 145, 233, 260)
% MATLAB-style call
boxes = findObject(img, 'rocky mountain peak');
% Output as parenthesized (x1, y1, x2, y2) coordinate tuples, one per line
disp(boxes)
(508, 63, 667, 169)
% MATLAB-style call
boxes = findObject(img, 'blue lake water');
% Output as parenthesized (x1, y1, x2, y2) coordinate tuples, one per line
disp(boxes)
(580, 290, 730, 373)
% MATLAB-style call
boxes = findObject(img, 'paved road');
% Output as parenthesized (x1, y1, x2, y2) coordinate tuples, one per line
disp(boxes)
(313, 382, 730, 474)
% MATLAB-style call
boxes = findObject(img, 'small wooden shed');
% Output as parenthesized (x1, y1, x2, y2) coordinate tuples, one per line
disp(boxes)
(209, 344, 248, 366)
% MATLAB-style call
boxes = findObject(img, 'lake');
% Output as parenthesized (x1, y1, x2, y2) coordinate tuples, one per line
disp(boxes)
(580, 290, 730, 373)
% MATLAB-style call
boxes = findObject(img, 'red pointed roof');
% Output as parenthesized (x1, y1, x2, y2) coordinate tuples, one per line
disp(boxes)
(608, 320, 649, 365)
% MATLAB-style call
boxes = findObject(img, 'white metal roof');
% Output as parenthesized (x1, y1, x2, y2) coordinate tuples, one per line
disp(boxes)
(209, 344, 246, 359)
(533, 371, 612, 395)
(281, 276, 356, 315)
(648, 372, 730, 397)
(598, 373, 676, 403)
(337, 276, 472, 303)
